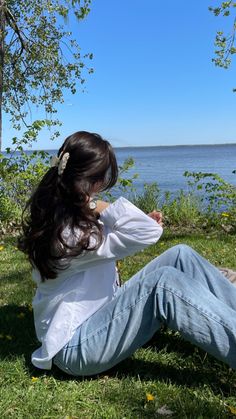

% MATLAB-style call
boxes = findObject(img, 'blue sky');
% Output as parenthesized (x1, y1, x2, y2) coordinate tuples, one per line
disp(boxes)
(3, 0, 236, 149)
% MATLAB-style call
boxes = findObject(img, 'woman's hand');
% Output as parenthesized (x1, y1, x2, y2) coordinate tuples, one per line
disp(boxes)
(148, 210, 164, 227)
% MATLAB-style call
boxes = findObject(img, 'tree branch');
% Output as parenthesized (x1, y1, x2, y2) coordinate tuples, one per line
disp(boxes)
(5, 7, 26, 57)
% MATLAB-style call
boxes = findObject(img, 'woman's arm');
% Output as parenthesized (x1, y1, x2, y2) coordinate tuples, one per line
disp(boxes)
(96, 201, 164, 228)
(68, 197, 163, 273)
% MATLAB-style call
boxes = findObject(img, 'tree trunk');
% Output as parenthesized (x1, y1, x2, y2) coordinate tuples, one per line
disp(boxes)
(0, 0, 5, 151)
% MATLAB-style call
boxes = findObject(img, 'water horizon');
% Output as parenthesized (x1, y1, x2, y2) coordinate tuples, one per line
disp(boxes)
(2, 141, 236, 153)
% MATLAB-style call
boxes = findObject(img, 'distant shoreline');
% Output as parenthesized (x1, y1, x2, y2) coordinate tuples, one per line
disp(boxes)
(2, 142, 236, 153)
(113, 143, 236, 150)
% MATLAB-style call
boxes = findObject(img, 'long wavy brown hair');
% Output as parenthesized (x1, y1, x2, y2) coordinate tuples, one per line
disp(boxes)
(18, 131, 118, 281)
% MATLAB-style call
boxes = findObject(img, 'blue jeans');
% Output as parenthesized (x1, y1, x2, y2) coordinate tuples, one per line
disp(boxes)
(53, 245, 236, 376)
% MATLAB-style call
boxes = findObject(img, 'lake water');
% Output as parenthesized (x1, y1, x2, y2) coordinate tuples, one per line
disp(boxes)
(115, 144, 236, 195)
(2, 144, 236, 196)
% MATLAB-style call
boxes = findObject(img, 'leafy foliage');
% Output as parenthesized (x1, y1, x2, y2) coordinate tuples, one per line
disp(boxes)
(0, 0, 92, 150)
(209, 1, 236, 90)
(162, 189, 204, 228)
(0, 0, 94, 232)
(0, 150, 48, 225)
(129, 182, 209, 230)
(184, 170, 236, 231)
(131, 182, 161, 214)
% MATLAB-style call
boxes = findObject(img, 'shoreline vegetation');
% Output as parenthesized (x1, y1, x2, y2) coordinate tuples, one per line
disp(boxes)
(0, 153, 235, 237)
(0, 154, 236, 417)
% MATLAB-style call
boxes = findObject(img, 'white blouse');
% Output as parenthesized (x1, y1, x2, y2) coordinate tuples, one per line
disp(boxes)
(31, 197, 163, 370)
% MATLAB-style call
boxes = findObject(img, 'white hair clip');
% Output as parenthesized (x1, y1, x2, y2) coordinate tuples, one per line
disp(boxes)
(50, 151, 70, 176)
(58, 152, 70, 176)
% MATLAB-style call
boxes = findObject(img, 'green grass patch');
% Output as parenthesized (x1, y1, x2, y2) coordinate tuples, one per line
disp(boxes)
(0, 232, 236, 418)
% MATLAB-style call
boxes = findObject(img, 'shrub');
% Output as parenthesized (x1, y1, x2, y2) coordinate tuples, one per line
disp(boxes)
(184, 171, 236, 232)
(130, 182, 161, 214)
(0, 151, 49, 224)
(161, 190, 204, 228)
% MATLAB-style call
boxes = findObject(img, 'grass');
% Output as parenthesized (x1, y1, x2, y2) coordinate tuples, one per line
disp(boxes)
(0, 231, 236, 418)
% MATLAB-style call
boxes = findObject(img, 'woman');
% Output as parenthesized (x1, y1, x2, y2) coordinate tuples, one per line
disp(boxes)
(19, 131, 236, 376)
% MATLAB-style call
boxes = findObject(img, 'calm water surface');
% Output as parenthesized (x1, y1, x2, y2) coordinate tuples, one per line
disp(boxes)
(115, 144, 236, 195)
